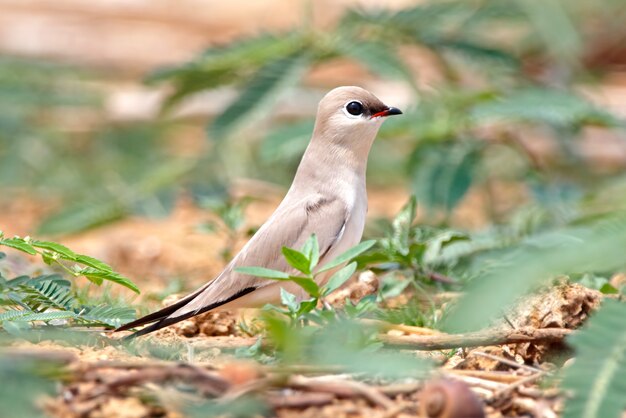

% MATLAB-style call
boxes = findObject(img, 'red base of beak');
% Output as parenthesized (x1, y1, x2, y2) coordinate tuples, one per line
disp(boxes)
(371, 107, 403, 118)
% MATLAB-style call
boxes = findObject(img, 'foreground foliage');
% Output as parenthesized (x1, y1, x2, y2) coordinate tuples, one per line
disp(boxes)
(562, 299, 626, 418)
(0, 233, 137, 332)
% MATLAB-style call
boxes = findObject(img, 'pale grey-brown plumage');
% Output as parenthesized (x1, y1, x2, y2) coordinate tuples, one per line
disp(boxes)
(117, 86, 402, 337)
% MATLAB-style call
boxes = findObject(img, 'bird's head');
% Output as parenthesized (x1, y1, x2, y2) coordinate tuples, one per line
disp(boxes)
(313, 86, 402, 144)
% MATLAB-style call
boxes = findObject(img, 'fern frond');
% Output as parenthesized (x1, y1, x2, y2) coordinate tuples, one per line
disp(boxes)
(79, 305, 136, 328)
(18, 311, 77, 322)
(0, 310, 29, 322)
(18, 280, 75, 312)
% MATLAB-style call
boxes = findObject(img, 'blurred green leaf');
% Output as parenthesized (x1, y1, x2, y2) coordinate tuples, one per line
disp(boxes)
(78, 268, 139, 294)
(336, 39, 416, 87)
(75, 255, 113, 272)
(562, 299, 626, 418)
(286, 276, 320, 298)
(30, 241, 77, 260)
(445, 216, 626, 332)
(390, 196, 417, 256)
(472, 89, 620, 127)
(0, 356, 56, 418)
(37, 200, 126, 236)
(148, 33, 302, 111)
(423, 230, 469, 264)
(427, 38, 519, 68)
(323, 262, 357, 296)
(209, 53, 310, 140)
(410, 142, 483, 213)
(260, 119, 313, 163)
(280, 288, 298, 312)
(0, 238, 37, 255)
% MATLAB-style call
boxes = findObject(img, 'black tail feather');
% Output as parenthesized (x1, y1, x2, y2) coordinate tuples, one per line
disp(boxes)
(118, 286, 257, 339)
(115, 285, 208, 332)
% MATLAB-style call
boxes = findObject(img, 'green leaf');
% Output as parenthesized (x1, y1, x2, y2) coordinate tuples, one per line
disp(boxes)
(235, 266, 290, 279)
(423, 231, 469, 264)
(4, 275, 33, 288)
(323, 262, 357, 296)
(562, 299, 626, 418)
(0, 238, 37, 255)
(83, 274, 104, 286)
(297, 299, 317, 316)
(599, 283, 619, 295)
(75, 255, 113, 272)
(30, 241, 77, 261)
(280, 288, 298, 313)
(318, 240, 377, 273)
(288, 276, 320, 298)
(209, 53, 309, 140)
(301, 234, 320, 272)
(281, 247, 311, 275)
(78, 268, 140, 294)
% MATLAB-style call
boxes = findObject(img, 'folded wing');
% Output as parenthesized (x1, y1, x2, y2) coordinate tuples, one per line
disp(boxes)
(116, 194, 348, 337)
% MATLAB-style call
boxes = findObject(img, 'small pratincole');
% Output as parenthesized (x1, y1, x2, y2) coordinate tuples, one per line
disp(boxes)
(116, 86, 402, 337)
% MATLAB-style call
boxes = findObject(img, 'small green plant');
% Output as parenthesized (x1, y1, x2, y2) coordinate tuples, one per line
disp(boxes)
(234, 235, 434, 377)
(236, 235, 375, 325)
(198, 195, 255, 261)
(357, 197, 467, 285)
(0, 232, 138, 331)
(0, 232, 139, 293)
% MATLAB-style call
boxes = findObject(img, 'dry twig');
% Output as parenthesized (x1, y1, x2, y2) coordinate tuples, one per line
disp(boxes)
(360, 318, 442, 335)
(380, 327, 571, 350)
(471, 350, 543, 373)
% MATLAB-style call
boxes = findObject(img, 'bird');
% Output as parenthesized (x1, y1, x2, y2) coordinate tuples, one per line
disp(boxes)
(116, 86, 402, 337)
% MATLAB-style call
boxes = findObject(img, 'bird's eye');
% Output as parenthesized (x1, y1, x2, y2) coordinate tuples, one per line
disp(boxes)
(345, 101, 364, 116)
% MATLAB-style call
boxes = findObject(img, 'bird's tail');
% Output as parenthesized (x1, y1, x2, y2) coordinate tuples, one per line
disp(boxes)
(114, 283, 256, 338)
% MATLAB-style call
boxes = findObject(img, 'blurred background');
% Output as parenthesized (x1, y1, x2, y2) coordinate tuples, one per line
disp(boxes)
(2, 0, 626, 297)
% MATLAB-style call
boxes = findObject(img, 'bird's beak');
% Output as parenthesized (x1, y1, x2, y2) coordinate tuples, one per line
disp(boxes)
(371, 106, 403, 119)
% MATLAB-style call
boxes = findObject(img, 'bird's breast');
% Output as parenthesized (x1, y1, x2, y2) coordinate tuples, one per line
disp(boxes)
(324, 189, 368, 264)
